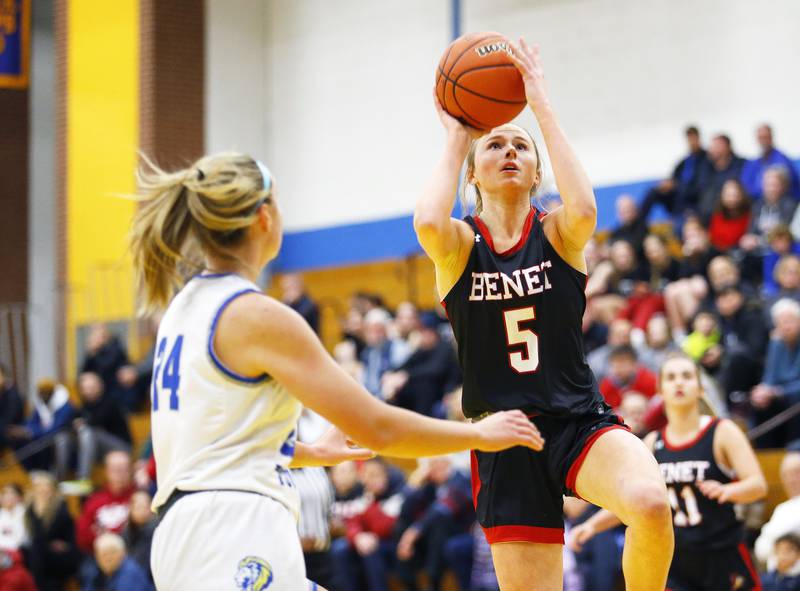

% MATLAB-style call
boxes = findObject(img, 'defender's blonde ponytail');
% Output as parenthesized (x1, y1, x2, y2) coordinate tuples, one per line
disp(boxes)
(129, 152, 270, 313)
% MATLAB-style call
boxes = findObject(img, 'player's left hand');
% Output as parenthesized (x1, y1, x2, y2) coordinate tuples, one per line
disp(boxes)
(567, 522, 595, 553)
(698, 479, 733, 504)
(507, 37, 550, 111)
(312, 426, 376, 466)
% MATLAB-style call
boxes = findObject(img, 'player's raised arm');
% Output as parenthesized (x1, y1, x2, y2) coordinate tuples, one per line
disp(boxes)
(220, 293, 544, 458)
(413, 93, 478, 294)
(508, 38, 597, 253)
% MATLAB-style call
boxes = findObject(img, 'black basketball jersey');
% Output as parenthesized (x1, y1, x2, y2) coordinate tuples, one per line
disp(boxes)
(653, 418, 743, 550)
(442, 209, 605, 418)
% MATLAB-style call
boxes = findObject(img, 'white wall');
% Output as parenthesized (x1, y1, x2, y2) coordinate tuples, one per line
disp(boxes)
(206, 0, 800, 232)
(28, 0, 57, 392)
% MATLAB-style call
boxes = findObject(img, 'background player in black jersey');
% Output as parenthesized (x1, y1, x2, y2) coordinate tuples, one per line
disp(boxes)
(414, 38, 674, 590)
(569, 352, 767, 590)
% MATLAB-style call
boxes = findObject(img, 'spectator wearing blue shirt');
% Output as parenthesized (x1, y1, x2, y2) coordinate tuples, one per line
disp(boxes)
(360, 308, 410, 398)
(396, 455, 474, 591)
(641, 125, 708, 219)
(11, 380, 75, 479)
(762, 534, 800, 591)
(82, 532, 154, 591)
(762, 229, 800, 304)
(742, 124, 800, 200)
(750, 299, 800, 447)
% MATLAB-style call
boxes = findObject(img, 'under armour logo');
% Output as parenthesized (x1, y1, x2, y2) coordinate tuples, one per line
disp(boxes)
(475, 235, 481, 243)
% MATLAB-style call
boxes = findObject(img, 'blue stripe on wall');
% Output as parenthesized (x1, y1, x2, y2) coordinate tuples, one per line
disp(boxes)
(274, 157, 800, 272)
(273, 176, 661, 272)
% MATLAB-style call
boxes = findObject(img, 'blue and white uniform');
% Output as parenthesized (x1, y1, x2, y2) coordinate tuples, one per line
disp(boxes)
(150, 273, 306, 591)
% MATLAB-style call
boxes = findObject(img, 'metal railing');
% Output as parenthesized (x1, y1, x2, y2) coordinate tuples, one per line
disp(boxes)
(748, 400, 800, 444)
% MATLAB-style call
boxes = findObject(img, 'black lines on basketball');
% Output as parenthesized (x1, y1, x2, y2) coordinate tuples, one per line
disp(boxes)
(435, 32, 527, 130)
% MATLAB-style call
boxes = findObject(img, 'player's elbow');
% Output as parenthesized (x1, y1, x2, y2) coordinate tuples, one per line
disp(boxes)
(751, 475, 768, 501)
(569, 200, 597, 224)
(413, 213, 446, 238)
(357, 406, 404, 454)
(354, 427, 392, 455)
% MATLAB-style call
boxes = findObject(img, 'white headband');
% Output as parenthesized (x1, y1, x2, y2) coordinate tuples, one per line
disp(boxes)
(255, 160, 272, 193)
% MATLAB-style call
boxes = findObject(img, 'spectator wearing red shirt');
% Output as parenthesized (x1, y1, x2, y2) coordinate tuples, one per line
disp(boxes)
(599, 345, 658, 409)
(709, 179, 752, 251)
(334, 459, 405, 591)
(76, 450, 136, 554)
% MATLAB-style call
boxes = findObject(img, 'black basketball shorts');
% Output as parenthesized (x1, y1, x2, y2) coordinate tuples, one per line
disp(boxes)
(470, 406, 628, 545)
(666, 543, 761, 591)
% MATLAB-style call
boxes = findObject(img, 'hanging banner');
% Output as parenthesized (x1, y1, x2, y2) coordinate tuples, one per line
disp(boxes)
(0, 0, 29, 89)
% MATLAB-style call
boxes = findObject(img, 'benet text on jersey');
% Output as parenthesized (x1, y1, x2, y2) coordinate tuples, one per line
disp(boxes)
(468, 259, 554, 302)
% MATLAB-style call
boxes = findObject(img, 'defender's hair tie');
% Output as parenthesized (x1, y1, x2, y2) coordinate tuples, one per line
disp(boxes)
(255, 160, 272, 193)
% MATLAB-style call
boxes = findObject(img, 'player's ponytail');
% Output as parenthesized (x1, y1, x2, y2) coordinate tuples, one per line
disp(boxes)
(460, 127, 543, 217)
(129, 152, 271, 313)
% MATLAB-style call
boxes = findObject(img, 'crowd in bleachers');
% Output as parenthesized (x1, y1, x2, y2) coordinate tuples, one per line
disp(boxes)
(0, 122, 799, 590)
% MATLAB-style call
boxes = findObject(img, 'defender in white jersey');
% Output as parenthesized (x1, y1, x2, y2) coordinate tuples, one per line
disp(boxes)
(129, 152, 544, 591)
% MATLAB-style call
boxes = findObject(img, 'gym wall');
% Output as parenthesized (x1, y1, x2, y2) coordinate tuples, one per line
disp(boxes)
(206, 0, 800, 271)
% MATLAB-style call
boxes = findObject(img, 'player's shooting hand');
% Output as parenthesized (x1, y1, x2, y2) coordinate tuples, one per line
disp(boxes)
(432, 88, 482, 144)
(567, 522, 595, 553)
(507, 37, 550, 112)
(474, 410, 545, 452)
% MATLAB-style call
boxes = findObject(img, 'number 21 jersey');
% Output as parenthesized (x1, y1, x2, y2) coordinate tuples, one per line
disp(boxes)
(653, 417, 743, 550)
(442, 209, 605, 419)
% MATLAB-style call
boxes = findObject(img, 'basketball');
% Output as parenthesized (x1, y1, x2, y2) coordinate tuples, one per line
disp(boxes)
(435, 32, 527, 130)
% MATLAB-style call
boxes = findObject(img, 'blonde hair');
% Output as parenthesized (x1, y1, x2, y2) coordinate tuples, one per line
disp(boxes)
(460, 126, 543, 216)
(129, 152, 272, 313)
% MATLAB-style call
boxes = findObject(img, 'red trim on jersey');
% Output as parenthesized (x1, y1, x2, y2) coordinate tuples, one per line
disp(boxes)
(470, 451, 480, 510)
(737, 543, 763, 590)
(474, 208, 536, 257)
(565, 424, 629, 497)
(661, 417, 718, 452)
(482, 524, 564, 545)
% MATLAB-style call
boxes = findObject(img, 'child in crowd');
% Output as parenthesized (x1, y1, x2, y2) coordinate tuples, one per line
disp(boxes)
(762, 534, 800, 591)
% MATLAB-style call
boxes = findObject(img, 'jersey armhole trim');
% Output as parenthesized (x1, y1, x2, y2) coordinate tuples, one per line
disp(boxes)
(439, 220, 478, 304)
(207, 288, 272, 385)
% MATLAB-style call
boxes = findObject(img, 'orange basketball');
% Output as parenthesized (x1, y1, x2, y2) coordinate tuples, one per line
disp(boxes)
(435, 32, 527, 130)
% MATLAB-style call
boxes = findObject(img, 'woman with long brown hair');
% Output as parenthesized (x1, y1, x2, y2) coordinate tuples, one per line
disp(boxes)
(569, 352, 767, 590)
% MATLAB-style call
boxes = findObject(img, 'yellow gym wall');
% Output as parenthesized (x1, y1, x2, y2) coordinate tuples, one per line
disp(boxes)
(65, 0, 139, 378)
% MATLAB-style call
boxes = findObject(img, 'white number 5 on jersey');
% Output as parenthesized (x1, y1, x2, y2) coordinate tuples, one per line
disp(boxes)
(503, 307, 540, 374)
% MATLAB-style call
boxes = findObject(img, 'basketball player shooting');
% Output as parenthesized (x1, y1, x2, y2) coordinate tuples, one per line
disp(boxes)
(414, 37, 675, 590)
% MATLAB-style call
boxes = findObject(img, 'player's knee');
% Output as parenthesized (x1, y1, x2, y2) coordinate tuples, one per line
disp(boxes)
(623, 480, 671, 526)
